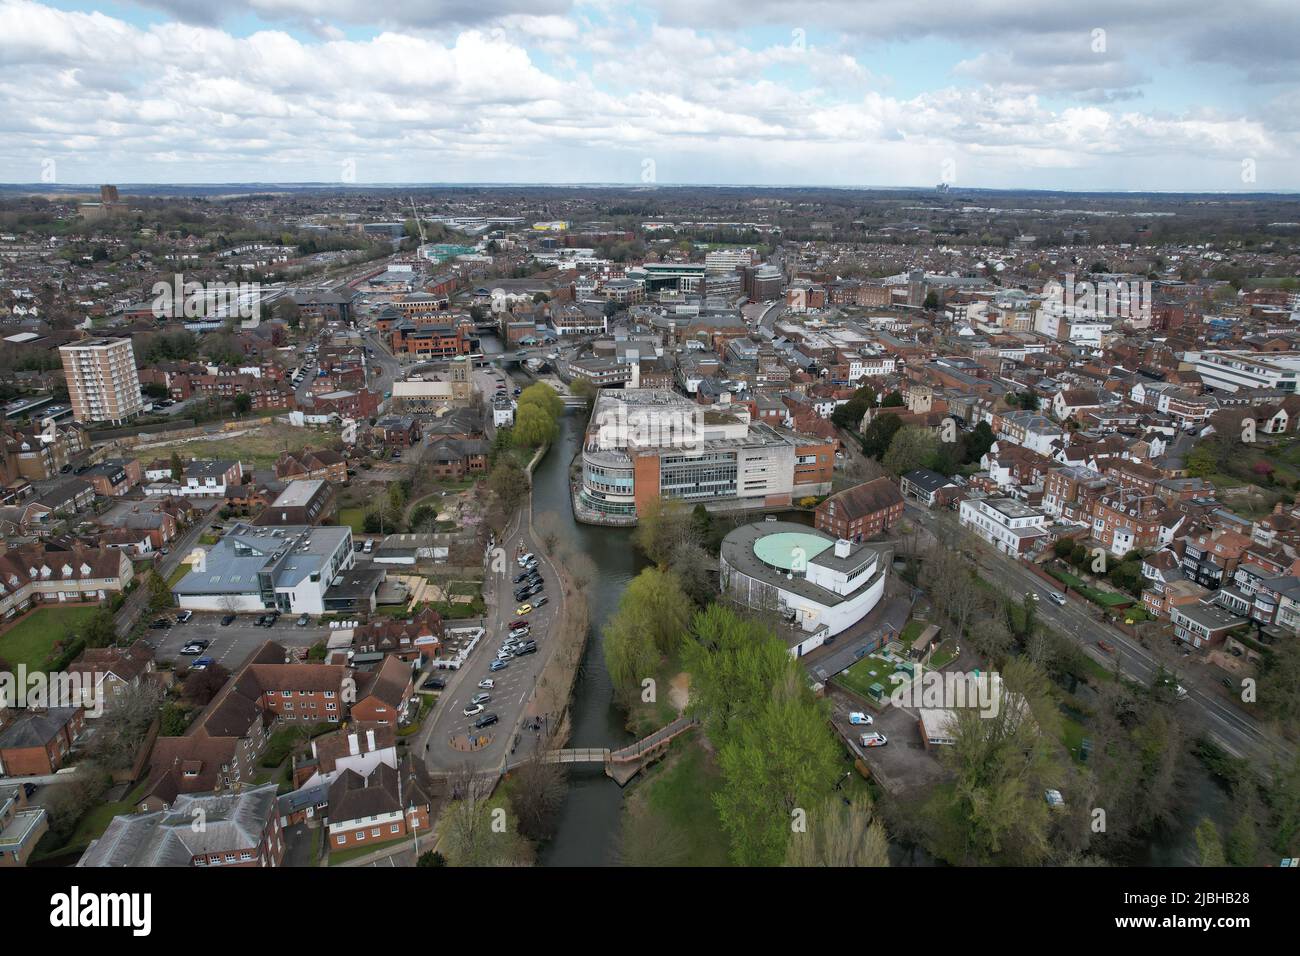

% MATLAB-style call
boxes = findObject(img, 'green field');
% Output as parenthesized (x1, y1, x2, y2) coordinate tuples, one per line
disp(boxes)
(836, 654, 903, 703)
(338, 507, 366, 533)
(624, 738, 731, 866)
(0, 605, 100, 671)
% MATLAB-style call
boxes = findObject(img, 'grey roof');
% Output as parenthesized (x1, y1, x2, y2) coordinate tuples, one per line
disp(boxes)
(174, 522, 350, 596)
(0, 707, 80, 748)
(78, 784, 280, 866)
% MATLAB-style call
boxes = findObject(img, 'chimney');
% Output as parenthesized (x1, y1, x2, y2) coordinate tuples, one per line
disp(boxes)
(348, 733, 360, 756)
(835, 538, 851, 558)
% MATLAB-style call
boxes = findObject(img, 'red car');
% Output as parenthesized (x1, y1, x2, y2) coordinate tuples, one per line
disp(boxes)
(509, 619, 529, 630)
(1097, 640, 1116, 654)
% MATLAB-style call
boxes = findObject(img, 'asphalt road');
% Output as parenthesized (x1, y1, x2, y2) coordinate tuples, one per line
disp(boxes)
(904, 501, 1291, 765)
(140, 612, 327, 670)
(416, 505, 562, 775)
(114, 501, 222, 639)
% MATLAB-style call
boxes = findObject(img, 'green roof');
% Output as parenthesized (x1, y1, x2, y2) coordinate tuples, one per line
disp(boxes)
(751, 531, 833, 572)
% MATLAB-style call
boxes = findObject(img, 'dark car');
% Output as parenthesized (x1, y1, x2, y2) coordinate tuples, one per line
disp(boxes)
(221, 614, 236, 626)
(513, 588, 531, 602)
(473, 712, 500, 729)
(23, 783, 37, 798)
(528, 582, 544, 596)
(514, 642, 537, 656)
(149, 619, 171, 629)
(513, 571, 531, 583)
(421, 676, 446, 690)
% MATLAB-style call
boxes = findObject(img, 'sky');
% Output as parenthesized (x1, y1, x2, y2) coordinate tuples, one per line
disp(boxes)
(2, 0, 1299, 191)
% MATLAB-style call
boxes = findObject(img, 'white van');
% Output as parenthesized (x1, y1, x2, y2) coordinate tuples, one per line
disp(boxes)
(362, 539, 374, 554)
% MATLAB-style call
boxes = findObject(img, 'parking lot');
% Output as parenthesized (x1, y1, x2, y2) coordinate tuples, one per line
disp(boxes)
(139, 611, 327, 670)
(827, 689, 947, 796)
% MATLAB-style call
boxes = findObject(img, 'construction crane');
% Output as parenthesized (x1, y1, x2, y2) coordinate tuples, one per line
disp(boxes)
(409, 196, 427, 244)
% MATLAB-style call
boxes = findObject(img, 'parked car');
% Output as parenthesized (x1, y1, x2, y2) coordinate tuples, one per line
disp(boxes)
(462, 703, 485, 717)
(513, 571, 531, 583)
(176, 610, 192, 623)
(180, 643, 206, 655)
(859, 732, 888, 747)
(420, 677, 446, 691)
(489, 659, 509, 672)
(515, 604, 532, 616)
(496, 649, 513, 661)
(509, 619, 529, 629)
(509, 627, 530, 640)
(474, 713, 500, 729)
(470, 692, 491, 706)
(149, 619, 171, 630)
(514, 642, 537, 656)
(477, 678, 495, 690)
(849, 712, 873, 726)
(528, 582, 544, 596)
(534, 596, 550, 608)
(517, 552, 535, 567)
(191, 657, 215, 670)
(220, 614, 236, 626)
(297, 613, 310, 627)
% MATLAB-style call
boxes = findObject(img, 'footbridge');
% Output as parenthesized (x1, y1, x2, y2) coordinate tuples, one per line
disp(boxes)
(507, 716, 699, 785)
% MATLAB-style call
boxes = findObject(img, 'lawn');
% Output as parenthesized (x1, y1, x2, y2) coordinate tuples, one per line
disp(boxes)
(328, 835, 410, 866)
(626, 737, 731, 866)
(1045, 565, 1132, 608)
(137, 423, 324, 469)
(167, 563, 190, 588)
(338, 507, 367, 533)
(0, 605, 100, 671)
(836, 654, 904, 703)
(929, 639, 958, 670)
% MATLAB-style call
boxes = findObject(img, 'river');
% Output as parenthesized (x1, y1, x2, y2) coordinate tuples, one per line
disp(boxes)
(527, 411, 1219, 866)
(533, 410, 647, 866)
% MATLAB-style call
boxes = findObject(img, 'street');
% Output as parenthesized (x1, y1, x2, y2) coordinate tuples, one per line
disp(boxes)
(903, 501, 1292, 765)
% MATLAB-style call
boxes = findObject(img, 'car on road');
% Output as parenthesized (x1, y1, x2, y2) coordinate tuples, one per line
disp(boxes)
(534, 595, 549, 608)
(1025, 591, 1039, 602)
(849, 712, 873, 726)
(462, 703, 485, 717)
(221, 614, 236, 626)
(1097, 639, 1116, 654)
(515, 604, 532, 616)
(1049, 592, 1067, 606)
(489, 659, 509, 672)
(859, 732, 888, 747)
(176, 610, 192, 623)
(191, 657, 215, 670)
(473, 713, 499, 729)
(477, 678, 495, 689)
(297, 613, 310, 626)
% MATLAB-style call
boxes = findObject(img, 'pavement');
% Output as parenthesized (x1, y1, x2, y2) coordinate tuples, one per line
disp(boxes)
(904, 500, 1292, 765)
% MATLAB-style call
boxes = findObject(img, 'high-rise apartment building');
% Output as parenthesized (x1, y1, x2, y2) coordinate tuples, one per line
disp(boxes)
(59, 337, 143, 425)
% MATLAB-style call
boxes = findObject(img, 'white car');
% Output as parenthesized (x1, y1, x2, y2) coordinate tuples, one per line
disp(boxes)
(477, 678, 495, 690)
(859, 732, 888, 747)
(462, 703, 485, 717)
(849, 712, 873, 726)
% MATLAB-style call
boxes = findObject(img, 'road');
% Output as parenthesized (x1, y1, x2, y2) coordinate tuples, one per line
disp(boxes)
(903, 501, 1291, 765)
(415, 488, 563, 776)
(114, 501, 222, 638)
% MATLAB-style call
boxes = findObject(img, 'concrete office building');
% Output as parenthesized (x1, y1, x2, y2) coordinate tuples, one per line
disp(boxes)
(59, 337, 143, 425)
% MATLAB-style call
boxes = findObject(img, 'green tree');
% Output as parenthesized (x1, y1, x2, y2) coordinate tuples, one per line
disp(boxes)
(860, 412, 902, 459)
(233, 393, 252, 416)
(631, 498, 695, 566)
(513, 403, 557, 447)
(147, 571, 173, 611)
(603, 567, 693, 704)
(518, 382, 563, 421)
(883, 424, 939, 477)
(170, 451, 184, 482)
(785, 795, 890, 867)
(1195, 818, 1226, 866)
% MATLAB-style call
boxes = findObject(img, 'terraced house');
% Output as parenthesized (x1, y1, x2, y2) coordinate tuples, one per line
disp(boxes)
(0, 542, 133, 622)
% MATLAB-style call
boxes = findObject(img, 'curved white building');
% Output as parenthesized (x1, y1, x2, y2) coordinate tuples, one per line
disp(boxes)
(719, 521, 888, 656)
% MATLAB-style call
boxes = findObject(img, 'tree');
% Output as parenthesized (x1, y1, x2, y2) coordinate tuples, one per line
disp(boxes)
(518, 382, 563, 422)
(183, 662, 231, 706)
(487, 459, 530, 513)
(859, 413, 902, 459)
(568, 376, 597, 413)
(417, 850, 447, 867)
(784, 796, 890, 867)
(968, 617, 1014, 665)
(1195, 819, 1227, 866)
(146, 570, 173, 612)
(882, 424, 939, 477)
(965, 420, 995, 463)
(507, 755, 568, 843)
(233, 393, 252, 416)
(170, 451, 184, 482)
(603, 568, 693, 704)
(82, 609, 117, 649)
(440, 795, 530, 866)
(631, 498, 696, 566)
(513, 403, 557, 447)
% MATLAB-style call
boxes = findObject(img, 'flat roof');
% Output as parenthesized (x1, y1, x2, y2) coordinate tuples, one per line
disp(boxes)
(753, 531, 834, 571)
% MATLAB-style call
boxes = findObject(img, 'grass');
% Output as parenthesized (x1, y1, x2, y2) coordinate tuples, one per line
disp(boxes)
(338, 507, 367, 533)
(0, 605, 100, 671)
(166, 563, 190, 588)
(627, 737, 731, 866)
(328, 834, 410, 865)
(1045, 565, 1132, 608)
(138, 423, 325, 469)
(929, 639, 958, 670)
(835, 654, 903, 703)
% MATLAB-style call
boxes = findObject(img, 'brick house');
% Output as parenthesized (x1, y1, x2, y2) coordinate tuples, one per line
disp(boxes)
(326, 759, 432, 854)
(0, 707, 86, 776)
(351, 656, 415, 727)
(275, 448, 348, 485)
(815, 477, 905, 542)
(67, 639, 156, 717)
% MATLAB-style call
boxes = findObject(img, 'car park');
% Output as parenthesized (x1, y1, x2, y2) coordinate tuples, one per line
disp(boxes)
(474, 713, 499, 729)
(859, 732, 888, 747)
(462, 703, 485, 717)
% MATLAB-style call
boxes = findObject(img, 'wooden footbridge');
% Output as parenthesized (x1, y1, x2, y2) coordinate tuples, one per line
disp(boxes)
(507, 716, 699, 785)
